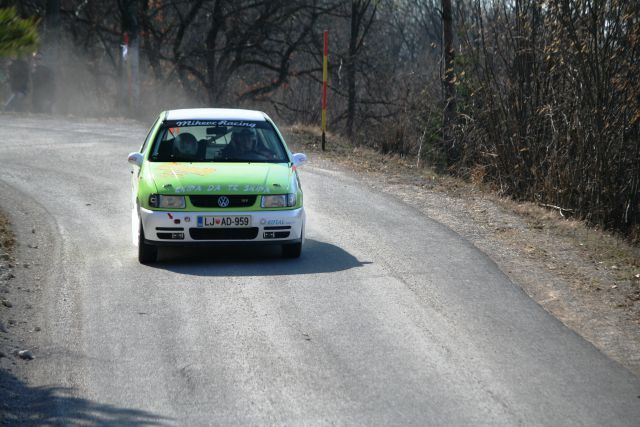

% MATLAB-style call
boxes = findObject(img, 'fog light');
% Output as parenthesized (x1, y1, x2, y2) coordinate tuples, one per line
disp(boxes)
(263, 232, 274, 239)
(172, 233, 184, 239)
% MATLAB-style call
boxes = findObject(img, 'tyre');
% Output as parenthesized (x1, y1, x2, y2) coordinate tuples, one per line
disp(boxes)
(138, 222, 158, 264)
(282, 241, 302, 258)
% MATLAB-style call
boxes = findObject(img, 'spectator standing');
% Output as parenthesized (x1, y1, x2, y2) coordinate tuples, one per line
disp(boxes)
(4, 57, 29, 112)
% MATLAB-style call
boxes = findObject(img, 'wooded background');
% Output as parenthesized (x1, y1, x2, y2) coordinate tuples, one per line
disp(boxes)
(2, 0, 639, 241)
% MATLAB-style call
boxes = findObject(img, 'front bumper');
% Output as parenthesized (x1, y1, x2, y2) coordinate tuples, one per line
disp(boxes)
(139, 207, 305, 246)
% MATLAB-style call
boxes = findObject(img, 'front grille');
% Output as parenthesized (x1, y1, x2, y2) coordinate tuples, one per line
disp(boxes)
(189, 227, 259, 240)
(189, 195, 257, 208)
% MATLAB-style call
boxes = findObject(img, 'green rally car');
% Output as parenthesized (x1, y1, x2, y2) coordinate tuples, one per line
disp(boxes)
(128, 108, 307, 263)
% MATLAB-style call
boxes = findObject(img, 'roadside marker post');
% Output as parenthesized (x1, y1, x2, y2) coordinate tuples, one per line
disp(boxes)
(322, 30, 328, 151)
(122, 32, 131, 108)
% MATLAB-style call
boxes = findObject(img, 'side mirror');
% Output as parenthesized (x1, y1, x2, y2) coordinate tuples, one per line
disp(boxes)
(128, 152, 143, 167)
(292, 153, 307, 167)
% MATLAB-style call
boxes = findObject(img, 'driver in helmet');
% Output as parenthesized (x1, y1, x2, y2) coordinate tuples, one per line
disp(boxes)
(223, 128, 273, 160)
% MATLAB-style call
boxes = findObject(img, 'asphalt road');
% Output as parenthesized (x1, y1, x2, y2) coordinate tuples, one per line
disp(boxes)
(1, 115, 639, 425)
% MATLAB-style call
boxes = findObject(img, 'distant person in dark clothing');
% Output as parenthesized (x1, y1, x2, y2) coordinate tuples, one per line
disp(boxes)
(4, 58, 30, 112)
(32, 54, 56, 114)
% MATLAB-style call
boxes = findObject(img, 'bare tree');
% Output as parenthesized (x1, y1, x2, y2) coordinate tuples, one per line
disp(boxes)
(345, 0, 377, 137)
(441, 0, 456, 163)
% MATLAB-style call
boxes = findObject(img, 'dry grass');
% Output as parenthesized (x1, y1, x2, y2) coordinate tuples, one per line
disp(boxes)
(287, 123, 457, 191)
(505, 199, 640, 275)
(287, 122, 640, 277)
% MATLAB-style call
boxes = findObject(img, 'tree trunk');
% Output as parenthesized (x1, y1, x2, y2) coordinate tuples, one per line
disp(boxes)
(43, 0, 60, 111)
(346, 1, 359, 139)
(119, 0, 140, 115)
(441, 0, 457, 163)
(206, 0, 224, 105)
(141, 0, 163, 81)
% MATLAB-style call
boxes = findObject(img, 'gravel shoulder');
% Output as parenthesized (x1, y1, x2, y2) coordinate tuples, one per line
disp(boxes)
(0, 180, 61, 424)
(285, 125, 640, 376)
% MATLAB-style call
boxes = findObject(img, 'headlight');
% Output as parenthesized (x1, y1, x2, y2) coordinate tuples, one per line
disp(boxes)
(261, 193, 296, 208)
(149, 194, 186, 209)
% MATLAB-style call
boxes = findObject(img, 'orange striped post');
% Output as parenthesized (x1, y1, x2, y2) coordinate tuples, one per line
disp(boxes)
(322, 30, 328, 151)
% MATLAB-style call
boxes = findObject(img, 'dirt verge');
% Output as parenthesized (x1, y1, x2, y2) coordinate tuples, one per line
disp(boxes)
(285, 125, 640, 376)
(0, 209, 16, 342)
(0, 209, 19, 424)
(0, 188, 55, 425)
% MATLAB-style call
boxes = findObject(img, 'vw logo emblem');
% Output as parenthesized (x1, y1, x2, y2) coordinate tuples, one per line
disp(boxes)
(217, 196, 230, 208)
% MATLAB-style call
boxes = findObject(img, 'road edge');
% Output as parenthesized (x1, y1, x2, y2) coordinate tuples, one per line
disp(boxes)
(0, 179, 66, 424)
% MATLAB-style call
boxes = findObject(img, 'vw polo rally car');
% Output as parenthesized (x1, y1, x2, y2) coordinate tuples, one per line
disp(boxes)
(128, 108, 307, 263)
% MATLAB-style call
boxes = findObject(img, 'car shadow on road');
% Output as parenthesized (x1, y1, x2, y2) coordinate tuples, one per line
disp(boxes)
(154, 238, 370, 276)
(0, 367, 170, 425)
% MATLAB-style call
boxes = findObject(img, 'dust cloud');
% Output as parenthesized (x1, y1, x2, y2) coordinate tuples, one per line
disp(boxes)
(1, 36, 198, 121)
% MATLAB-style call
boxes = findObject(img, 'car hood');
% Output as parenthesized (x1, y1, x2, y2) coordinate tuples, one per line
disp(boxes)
(146, 162, 293, 195)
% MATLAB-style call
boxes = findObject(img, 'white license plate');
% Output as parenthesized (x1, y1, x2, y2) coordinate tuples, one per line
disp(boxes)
(197, 216, 251, 228)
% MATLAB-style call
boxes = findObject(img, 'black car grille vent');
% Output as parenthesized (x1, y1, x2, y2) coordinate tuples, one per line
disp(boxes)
(189, 228, 259, 240)
(189, 195, 257, 208)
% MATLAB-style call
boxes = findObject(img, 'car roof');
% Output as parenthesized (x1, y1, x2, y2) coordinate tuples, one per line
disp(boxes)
(164, 108, 267, 122)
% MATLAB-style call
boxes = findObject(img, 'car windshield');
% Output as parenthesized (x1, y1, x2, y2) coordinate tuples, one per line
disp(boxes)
(148, 120, 289, 163)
